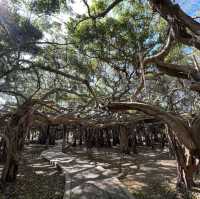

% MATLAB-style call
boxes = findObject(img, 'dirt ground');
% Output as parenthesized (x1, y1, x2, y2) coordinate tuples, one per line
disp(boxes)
(0, 145, 65, 199)
(1, 144, 200, 199)
(63, 145, 200, 199)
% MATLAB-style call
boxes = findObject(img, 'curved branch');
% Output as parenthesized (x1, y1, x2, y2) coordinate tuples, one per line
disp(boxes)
(149, 0, 200, 50)
(89, 0, 123, 19)
(155, 61, 200, 81)
(108, 102, 197, 151)
(76, 0, 123, 28)
(144, 30, 174, 65)
(149, 0, 200, 35)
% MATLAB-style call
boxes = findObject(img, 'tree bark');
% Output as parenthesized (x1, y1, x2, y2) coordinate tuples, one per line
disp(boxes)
(120, 126, 129, 154)
(1, 144, 18, 182)
(62, 125, 67, 152)
(167, 126, 196, 189)
(1, 102, 33, 183)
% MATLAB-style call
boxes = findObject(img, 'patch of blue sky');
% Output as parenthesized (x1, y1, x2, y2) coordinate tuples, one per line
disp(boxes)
(176, 0, 200, 17)
(175, 0, 200, 55)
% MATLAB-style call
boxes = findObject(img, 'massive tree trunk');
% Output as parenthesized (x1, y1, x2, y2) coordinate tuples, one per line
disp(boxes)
(1, 102, 33, 183)
(1, 140, 19, 182)
(2, 129, 30, 183)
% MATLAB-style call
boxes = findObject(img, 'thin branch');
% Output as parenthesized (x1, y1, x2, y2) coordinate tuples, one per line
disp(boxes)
(89, 0, 123, 19)
(0, 90, 27, 101)
(32, 64, 96, 98)
(144, 29, 174, 65)
(75, 0, 123, 28)
(82, 0, 91, 17)
(39, 88, 87, 102)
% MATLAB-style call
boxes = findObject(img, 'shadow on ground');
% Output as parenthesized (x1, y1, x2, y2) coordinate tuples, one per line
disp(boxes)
(63, 145, 200, 199)
(0, 145, 65, 199)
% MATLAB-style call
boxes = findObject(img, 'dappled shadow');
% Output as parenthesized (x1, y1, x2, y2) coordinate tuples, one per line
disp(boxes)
(43, 143, 178, 198)
(42, 144, 136, 199)
(32, 139, 200, 199)
(42, 141, 200, 198)
(0, 144, 65, 199)
(131, 181, 177, 199)
(65, 178, 134, 199)
(190, 180, 200, 198)
(63, 145, 177, 192)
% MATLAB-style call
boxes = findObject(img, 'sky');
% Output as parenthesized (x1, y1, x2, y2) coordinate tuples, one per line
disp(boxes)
(71, 0, 87, 15)
(176, 0, 200, 17)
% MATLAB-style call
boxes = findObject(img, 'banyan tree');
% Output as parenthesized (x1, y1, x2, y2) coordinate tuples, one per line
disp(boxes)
(0, 0, 200, 197)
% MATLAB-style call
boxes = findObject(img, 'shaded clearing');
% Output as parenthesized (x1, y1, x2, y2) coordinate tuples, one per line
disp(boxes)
(63, 145, 200, 199)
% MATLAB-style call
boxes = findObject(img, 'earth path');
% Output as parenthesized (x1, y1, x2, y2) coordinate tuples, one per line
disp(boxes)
(41, 142, 135, 199)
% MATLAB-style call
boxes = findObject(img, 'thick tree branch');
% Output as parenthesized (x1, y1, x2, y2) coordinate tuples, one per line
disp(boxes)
(149, 0, 200, 35)
(108, 101, 197, 151)
(149, 0, 200, 49)
(155, 60, 200, 82)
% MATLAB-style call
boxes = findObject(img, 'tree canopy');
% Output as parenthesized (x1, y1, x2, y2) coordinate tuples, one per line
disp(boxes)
(0, 0, 200, 189)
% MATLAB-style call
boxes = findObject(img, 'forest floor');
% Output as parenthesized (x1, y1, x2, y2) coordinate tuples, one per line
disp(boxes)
(63, 145, 200, 199)
(0, 144, 65, 199)
(0, 144, 200, 199)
